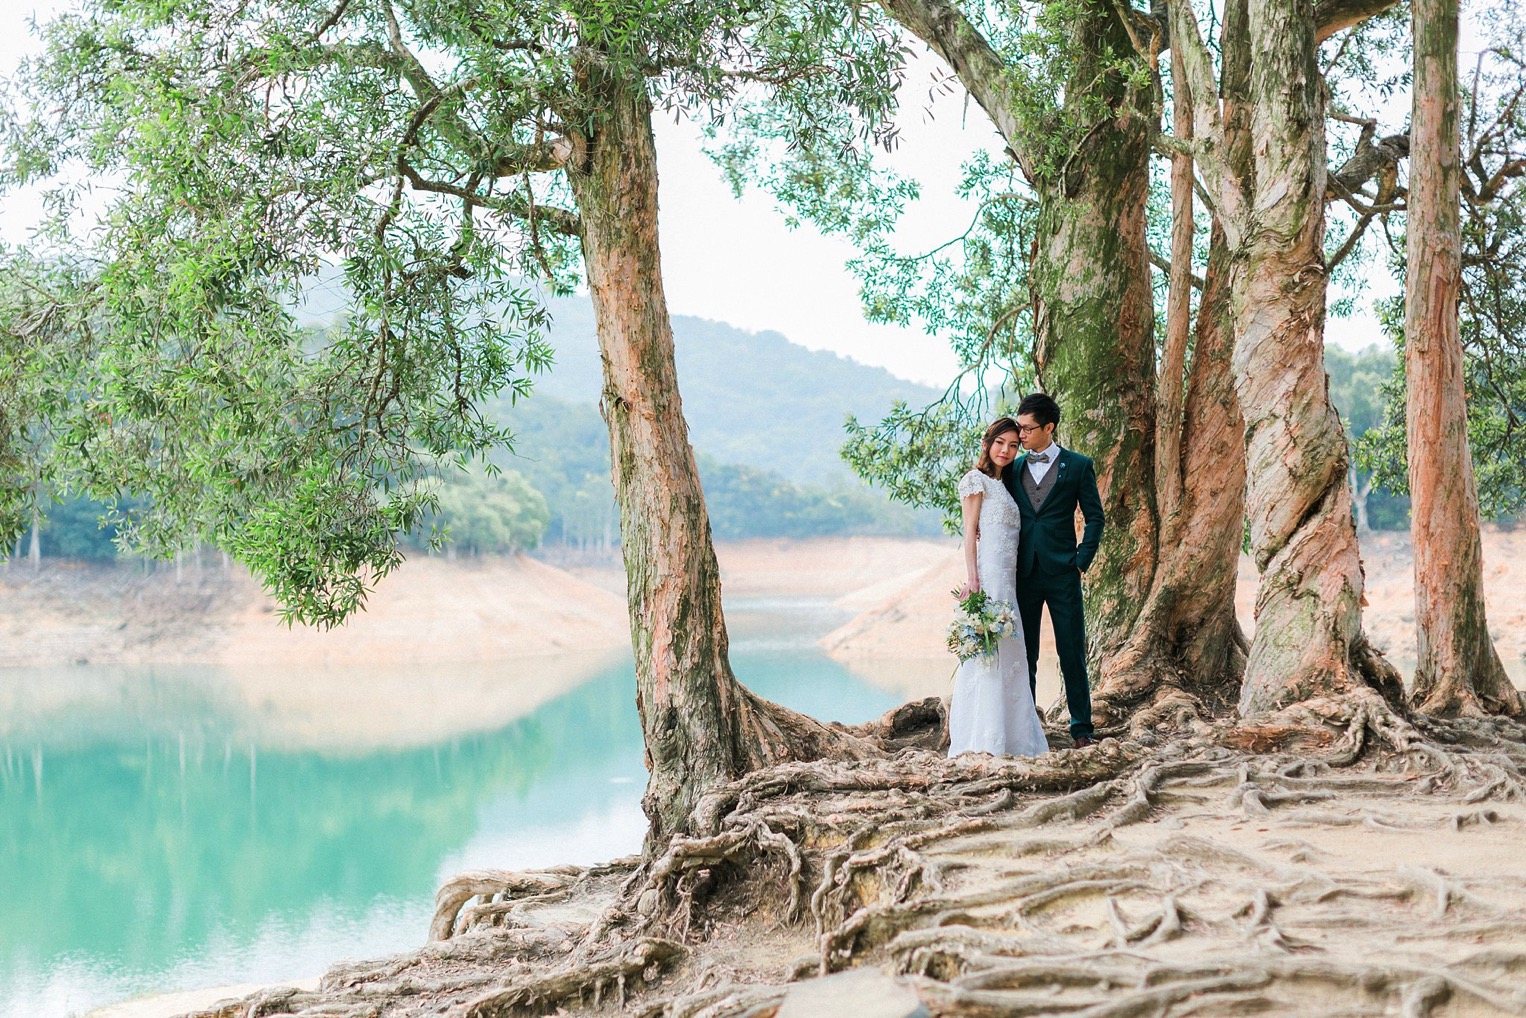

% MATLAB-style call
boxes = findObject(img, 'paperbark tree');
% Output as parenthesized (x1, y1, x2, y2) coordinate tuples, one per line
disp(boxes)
(1094, 4, 1254, 715)
(567, 65, 879, 844)
(1404, 0, 1520, 717)
(1168, 0, 1404, 715)
(2, 0, 901, 847)
(867, 0, 1251, 716)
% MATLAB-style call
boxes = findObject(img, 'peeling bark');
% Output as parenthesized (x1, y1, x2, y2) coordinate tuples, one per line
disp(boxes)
(1097, 225, 1247, 717)
(567, 67, 875, 849)
(1028, 3, 1159, 687)
(1405, 0, 1521, 718)
(1230, 0, 1401, 714)
(1156, 45, 1195, 529)
(1093, 6, 1249, 717)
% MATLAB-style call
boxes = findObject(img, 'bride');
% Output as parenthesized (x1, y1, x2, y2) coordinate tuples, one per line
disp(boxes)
(949, 417, 1049, 757)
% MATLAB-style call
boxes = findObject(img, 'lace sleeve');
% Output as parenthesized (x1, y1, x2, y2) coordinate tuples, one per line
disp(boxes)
(957, 469, 986, 499)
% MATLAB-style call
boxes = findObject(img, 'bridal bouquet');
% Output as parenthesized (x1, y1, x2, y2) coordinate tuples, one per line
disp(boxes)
(946, 589, 1019, 662)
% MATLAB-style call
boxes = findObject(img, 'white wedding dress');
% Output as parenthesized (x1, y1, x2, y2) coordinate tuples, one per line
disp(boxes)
(948, 469, 1049, 757)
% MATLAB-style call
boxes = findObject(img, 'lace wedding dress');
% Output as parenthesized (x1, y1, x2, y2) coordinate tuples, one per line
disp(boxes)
(948, 469, 1049, 757)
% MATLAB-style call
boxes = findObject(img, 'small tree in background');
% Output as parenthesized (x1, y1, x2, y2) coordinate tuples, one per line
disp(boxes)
(429, 469, 549, 556)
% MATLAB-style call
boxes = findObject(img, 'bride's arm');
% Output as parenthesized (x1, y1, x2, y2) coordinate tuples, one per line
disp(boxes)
(960, 491, 982, 596)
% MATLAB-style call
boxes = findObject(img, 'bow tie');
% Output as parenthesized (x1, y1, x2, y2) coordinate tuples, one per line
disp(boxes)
(1029, 451, 1051, 463)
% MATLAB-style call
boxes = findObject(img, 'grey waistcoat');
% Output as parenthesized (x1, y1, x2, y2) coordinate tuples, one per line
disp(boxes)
(1021, 458, 1061, 512)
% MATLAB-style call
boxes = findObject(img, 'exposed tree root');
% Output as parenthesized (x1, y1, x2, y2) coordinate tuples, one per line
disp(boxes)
(181, 700, 1526, 1018)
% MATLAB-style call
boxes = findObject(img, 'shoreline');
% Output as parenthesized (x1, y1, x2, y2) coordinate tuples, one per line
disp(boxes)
(82, 980, 320, 1018)
(32, 529, 1526, 1018)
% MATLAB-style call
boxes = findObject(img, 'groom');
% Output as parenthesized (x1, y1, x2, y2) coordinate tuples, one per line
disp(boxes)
(1002, 393, 1105, 748)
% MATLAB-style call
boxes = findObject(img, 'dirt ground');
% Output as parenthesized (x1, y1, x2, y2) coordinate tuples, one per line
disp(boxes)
(819, 527, 1526, 695)
(100, 723, 1526, 1018)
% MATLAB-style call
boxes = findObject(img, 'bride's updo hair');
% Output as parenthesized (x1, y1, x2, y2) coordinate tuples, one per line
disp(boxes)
(976, 417, 1020, 478)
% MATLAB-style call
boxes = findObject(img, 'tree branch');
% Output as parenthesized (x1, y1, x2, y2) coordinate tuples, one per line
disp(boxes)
(382, 0, 443, 100)
(1148, 247, 1204, 290)
(874, 0, 1030, 179)
(307, 0, 355, 42)
(491, 135, 584, 176)
(1327, 131, 1409, 201)
(1162, 0, 1250, 233)
(398, 161, 581, 236)
(1313, 0, 1401, 44)
(1327, 209, 1377, 271)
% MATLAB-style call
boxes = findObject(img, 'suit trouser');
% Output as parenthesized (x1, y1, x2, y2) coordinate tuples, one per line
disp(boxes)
(1015, 567, 1094, 739)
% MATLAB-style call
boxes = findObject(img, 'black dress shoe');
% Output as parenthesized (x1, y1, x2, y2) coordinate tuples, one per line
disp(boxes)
(1073, 736, 1095, 749)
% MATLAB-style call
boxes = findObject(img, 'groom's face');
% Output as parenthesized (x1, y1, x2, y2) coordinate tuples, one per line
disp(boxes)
(1016, 413, 1056, 452)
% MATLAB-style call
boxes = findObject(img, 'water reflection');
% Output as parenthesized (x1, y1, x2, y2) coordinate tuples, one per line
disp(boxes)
(0, 643, 903, 1018)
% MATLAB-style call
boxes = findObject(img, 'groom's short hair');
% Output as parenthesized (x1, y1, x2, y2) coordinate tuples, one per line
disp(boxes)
(1017, 393, 1060, 430)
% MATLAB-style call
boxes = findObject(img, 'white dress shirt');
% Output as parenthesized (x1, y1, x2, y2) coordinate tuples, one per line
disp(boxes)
(1026, 441, 1063, 484)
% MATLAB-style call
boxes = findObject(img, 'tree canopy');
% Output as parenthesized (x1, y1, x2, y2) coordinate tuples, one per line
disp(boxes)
(0, 0, 905, 624)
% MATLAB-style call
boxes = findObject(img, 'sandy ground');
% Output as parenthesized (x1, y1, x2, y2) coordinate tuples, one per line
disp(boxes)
(84, 982, 319, 1018)
(820, 527, 1526, 695)
(0, 555, 634, 752)
(0, 554, 628, 668)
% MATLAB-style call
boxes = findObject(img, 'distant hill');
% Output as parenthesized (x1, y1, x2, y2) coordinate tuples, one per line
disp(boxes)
(524, 296, 941, 485)
(295, 279, 940, 486)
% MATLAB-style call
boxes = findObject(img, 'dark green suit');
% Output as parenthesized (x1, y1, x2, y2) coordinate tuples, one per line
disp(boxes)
(1002, 447, 1105, 739)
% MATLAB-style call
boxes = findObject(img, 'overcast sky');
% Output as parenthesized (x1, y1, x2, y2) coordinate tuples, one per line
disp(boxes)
(1, 2, 1428, 387)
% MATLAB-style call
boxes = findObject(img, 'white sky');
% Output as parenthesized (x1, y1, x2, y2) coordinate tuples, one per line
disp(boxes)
(1, 1, 1443, 387)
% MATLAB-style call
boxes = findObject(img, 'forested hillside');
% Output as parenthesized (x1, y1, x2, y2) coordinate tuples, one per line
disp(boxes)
(526, 297, 940, 485)
(16, 293, 943, 561)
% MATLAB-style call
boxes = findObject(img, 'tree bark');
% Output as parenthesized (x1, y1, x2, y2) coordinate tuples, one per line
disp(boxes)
(1156, 45, 1195, 529)
(1405, 0, 1521, 717)
(1028, 3, 1159, 689)
(1092, 4, 1249, 717)
(566, 68, 875, 849)
(878, 0, 1257, 716)
(1230, 0, 1400, 714)
(1097, 224, 1247, 714)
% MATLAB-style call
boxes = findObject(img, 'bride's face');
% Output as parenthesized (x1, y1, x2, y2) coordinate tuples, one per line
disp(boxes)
(988, 429, 1022, 467)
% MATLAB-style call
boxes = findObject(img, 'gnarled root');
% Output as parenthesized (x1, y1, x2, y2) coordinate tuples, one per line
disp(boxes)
(181, 696, 1526, 1018)
(457, 936, 684, 1017)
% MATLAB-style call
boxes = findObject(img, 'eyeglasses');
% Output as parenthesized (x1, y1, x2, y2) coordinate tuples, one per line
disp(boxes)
(1015, 423, 1050, 434)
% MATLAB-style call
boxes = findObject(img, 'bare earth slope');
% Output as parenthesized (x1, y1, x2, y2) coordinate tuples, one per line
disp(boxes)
(822, 528, 1526, 694)
(0, 554, 629, 668)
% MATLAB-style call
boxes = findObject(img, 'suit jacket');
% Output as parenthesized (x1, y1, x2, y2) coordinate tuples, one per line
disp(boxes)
(1003, 448, 1106, 576)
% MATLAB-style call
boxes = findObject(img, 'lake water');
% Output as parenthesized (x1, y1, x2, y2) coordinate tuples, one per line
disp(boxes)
(0, 597, 917, 1018)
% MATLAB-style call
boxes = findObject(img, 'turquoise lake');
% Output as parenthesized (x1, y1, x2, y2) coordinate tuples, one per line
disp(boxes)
(0, 596, 916, 1018)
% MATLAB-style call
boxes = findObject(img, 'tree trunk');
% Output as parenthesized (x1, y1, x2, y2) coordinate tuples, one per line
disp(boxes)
(29, 508, 40, 572)
(876, 0, 1262, 718)
(1026, 2, 1158, 686)
(1092, 6, 1250, 718)
(1097, 224, 1248, 715)
(566, 69, 873, 849)
(1155, 45, 1194, 530)
(1232, 0, 1400, 714)
(1350, 468, 1372, 535)
(1405, 0, 1520, 717)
